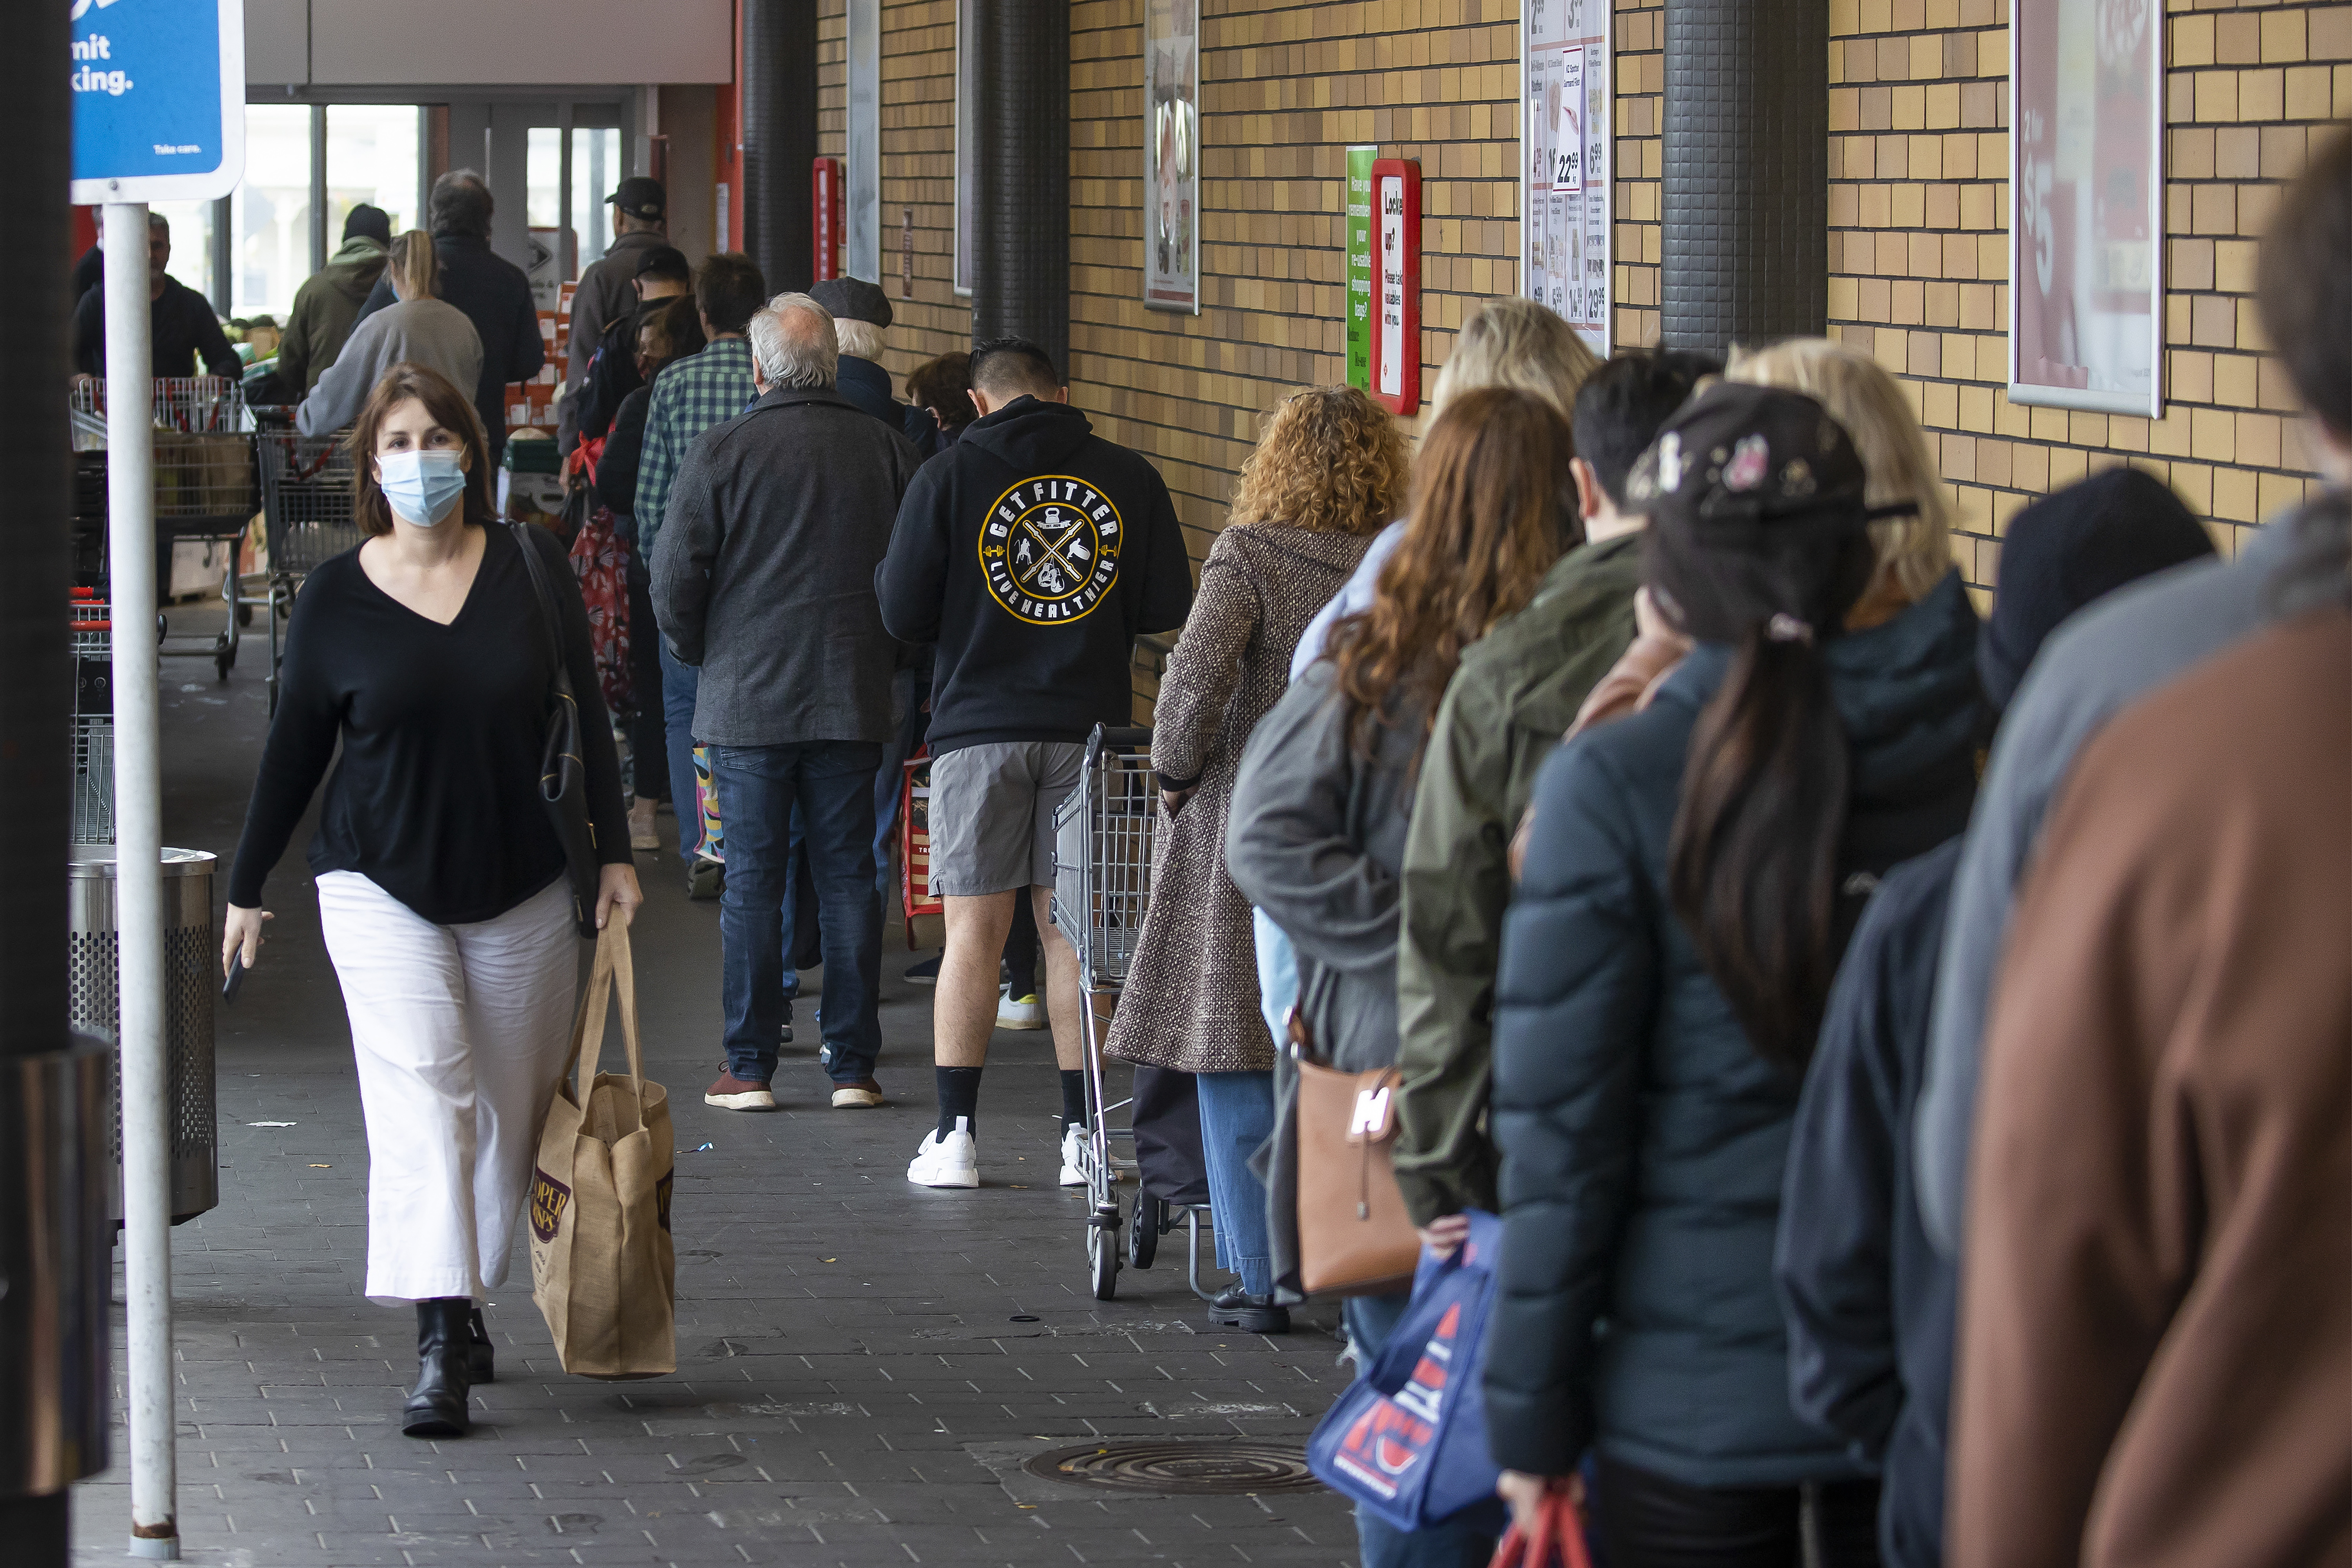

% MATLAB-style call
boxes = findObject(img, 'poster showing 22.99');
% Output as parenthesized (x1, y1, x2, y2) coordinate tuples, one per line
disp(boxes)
(1521, 0, 1611, 354)
(1144, 0, 1200, 314)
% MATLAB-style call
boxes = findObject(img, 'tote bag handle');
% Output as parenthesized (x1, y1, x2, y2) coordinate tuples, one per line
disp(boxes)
(559, 922, 646, 1101)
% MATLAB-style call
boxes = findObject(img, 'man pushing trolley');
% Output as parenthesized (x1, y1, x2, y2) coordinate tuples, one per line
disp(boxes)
(875, 336, 1192, 1190)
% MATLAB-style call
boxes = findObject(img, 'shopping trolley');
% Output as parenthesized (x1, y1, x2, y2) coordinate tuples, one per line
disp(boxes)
(253, 422, 363, 715)
(1050, 724, 1160, 1298)
(69, 591, 114, 845)
(70, 377, 258, 681)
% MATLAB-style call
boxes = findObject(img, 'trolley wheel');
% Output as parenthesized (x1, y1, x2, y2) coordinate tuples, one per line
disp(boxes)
(1129, 1191, 1162, 1269)
(1087, 1205, 1121, 1300)
(215, 650, 234, 682)
(237, 603, 253, 627)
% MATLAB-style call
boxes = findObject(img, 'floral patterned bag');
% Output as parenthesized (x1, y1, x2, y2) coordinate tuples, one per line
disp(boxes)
(568, 504, 631, 719)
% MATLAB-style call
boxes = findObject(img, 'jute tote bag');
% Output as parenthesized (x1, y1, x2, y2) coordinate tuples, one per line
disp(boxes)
(528, 923, 676, 1378)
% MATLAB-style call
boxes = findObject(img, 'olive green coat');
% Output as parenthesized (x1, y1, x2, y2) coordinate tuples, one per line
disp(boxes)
(1391, 531, 1642, 1224)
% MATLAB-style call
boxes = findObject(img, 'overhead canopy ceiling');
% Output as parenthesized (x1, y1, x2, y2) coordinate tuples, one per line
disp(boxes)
(245, 0, 734, 87)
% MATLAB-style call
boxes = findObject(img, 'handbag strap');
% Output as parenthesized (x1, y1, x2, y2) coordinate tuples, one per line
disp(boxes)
(507, 520, 570, 693)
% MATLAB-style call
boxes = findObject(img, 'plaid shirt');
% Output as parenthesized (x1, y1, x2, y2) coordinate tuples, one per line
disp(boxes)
(634, 337, 758, 558)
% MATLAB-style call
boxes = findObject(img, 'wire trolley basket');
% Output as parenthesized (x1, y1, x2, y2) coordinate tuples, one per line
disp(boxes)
(69, 592, 114, 845)
(69, 377, 258, 682)
(1049, 724, 1164, 1299)
(254, 426, 361, 714)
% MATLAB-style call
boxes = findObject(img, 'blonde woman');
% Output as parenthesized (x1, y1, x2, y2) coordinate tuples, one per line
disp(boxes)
(1293, 296, 1602, 668)
(1104, 386, 1410, 1333)
(1725, 336, 1955, 619)
(296, 230, 484, 436)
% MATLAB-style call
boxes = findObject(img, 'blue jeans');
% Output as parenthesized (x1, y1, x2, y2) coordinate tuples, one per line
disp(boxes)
(710, 742, 884, 1086)
(1343, 1294, 1504, 1568)
(871, 668, 916, 899)
(658, 640, 703, 863)
(1195, 1070, 1276, 1298)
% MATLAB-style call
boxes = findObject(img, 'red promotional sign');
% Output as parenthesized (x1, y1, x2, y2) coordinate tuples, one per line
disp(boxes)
(1368, 159, 1422, 417)
(2008, 0, 2163, 415)
(811, 156, 843, 283)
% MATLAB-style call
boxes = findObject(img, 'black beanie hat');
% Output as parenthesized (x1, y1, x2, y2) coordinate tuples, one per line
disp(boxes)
(1980, 467, 2216, 709)
(342, 203, 392, 247)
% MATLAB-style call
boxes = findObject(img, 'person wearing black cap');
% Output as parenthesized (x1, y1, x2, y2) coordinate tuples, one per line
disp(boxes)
(559, 175, 671, 452)
(1485, 382, 1983, 1565)
(1772, 466, 2211, 1568)
(279, 203, 394, 394)
(572, 244, 694, 448)
(807, 276, 903, 429)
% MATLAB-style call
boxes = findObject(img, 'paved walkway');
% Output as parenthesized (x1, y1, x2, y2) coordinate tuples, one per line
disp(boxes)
(69, 605, 1356, 1567)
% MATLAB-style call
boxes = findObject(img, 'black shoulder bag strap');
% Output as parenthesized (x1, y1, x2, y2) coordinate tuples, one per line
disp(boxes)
(510, 521, 603, 938)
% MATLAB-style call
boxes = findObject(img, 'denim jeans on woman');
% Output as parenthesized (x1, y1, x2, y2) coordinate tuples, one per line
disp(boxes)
(1340, 1292, 1501, 1568)
(1194, 1070, 1277, 1297)
(710, 741, 884, 1087)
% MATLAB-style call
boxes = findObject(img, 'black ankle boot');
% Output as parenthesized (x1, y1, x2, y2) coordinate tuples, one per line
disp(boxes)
(466, 1306, 495, 1384)
(402, 1298, 472, 1437)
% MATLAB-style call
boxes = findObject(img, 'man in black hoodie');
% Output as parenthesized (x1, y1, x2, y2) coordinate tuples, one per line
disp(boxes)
(878, 337, 1193, 1189)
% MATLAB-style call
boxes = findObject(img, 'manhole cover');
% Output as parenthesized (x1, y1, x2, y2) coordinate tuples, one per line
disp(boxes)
(1022, 1440, 1320, 1495)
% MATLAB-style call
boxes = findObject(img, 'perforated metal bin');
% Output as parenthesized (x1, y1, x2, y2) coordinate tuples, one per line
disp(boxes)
(67, 848, 219, 1226)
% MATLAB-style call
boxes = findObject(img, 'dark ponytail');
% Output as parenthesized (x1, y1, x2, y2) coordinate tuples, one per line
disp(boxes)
(1668, 628, 1850, 1069)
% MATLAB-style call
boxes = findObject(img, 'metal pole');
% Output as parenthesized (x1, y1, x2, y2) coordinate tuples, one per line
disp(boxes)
(103, 200, 178, 1563)
(309, 104, 329, 276)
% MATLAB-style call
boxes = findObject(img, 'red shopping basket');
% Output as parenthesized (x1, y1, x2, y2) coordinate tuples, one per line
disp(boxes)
(900, 749, 943, 948)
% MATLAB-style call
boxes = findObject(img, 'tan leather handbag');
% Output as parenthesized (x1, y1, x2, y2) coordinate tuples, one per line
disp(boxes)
(1292, 1006, 1422, 1298)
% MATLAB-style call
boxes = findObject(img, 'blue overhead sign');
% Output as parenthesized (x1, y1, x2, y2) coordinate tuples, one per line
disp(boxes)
(69, 0, 245, 203)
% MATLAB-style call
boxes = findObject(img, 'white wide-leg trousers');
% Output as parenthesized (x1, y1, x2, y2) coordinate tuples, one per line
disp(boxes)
(316, 872, 579, 1303)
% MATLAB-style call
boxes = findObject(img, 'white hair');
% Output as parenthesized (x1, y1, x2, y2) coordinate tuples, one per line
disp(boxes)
(746, 292, 838, 391)
(835, 318, 886, 361)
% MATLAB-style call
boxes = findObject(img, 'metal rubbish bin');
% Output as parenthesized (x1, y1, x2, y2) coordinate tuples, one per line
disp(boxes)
(67, 848, 219, 1226)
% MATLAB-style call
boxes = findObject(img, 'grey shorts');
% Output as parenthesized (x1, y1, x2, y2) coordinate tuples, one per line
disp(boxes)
(926, 741, 1085, 897)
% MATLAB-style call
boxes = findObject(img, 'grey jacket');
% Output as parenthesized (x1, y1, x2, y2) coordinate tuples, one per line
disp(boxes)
(1225, 659, 1425, 1298)
(650, 384, 921, 748)
(1914, 515, 2302, 1256)
(295, 299, 483, 436)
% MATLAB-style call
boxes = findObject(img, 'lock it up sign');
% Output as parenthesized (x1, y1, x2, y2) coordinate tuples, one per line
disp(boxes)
(1367, 159, 1422, 417)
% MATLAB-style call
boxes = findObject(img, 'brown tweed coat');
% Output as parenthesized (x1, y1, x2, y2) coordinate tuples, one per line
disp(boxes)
(1105, 523, 1372, 1073)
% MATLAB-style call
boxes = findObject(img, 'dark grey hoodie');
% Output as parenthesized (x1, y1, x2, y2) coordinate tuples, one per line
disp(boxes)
(876, 395, 1194, 754)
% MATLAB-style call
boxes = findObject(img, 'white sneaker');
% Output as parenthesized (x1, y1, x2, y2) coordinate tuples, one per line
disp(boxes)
(996, 989, 1047, 1030)
(1059, 1122, 1088, 1188)
(908, 1118, 979, 1188)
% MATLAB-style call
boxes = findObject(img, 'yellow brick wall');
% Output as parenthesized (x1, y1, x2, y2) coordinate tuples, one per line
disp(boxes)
(821, 0, 1547, 567)
(1829, 0, 2351, 595)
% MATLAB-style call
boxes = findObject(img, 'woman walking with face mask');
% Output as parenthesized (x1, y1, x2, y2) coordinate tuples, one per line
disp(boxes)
(221, 364, 641, 1438)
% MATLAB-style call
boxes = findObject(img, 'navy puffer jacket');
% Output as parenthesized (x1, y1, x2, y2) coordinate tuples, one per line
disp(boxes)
(1484, 570, 1981, 1488)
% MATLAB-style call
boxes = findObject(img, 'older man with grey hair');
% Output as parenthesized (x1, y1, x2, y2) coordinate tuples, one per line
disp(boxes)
(652, 291, 922, 1113)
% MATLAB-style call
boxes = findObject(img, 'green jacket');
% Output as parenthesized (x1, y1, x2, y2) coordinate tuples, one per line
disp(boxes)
(278, 236, 388, 393)
(1391, 530, 1642, 1224)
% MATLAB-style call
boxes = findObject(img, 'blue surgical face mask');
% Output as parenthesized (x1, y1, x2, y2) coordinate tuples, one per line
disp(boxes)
(376, 448, 468, 527)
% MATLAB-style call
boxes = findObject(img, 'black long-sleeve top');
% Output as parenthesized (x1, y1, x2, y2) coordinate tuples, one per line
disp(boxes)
(227, 522, 631, 926)
(595, 382, 654, 531)
(72, 275, 241, 380)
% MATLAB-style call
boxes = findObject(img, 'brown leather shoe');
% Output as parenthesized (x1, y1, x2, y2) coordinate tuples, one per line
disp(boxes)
(703, 1072, 776, 1111)
(830, 1079, 885, 1109)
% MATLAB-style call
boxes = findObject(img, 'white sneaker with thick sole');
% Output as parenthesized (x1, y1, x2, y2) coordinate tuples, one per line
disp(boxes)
(996, 989, 1047, 1030)
(1059, 1122, 1088, 1187)
(908, 1118, 979, 1188)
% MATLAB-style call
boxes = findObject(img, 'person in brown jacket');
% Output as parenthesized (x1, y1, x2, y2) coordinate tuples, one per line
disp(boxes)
(1949, 530, 2352, 1568)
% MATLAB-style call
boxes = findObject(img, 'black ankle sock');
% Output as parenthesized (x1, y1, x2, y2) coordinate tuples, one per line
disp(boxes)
(936, 1066, 982, 1139)
(1060, 1070, 1087, 1130)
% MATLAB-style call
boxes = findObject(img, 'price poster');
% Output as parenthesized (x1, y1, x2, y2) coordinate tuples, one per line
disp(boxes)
(1522, 0, 1612, 353)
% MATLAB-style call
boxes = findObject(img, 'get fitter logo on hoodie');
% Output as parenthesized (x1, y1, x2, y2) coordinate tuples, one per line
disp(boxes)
(980, 475, 1125, 625)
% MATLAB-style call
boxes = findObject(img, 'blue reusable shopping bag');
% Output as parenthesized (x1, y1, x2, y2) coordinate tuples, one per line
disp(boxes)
(1307, 1210, 1508, 1534)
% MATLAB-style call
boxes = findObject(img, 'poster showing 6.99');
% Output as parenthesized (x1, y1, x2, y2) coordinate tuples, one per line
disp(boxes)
(1521, 0, 1611, 354)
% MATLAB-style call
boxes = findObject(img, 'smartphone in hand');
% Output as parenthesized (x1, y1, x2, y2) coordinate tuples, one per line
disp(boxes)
(222, 955, 249, 1005)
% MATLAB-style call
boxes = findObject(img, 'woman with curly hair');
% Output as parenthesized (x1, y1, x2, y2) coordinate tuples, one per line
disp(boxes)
(1105, 386, 1410, 1333)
